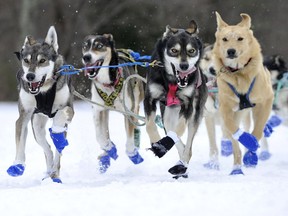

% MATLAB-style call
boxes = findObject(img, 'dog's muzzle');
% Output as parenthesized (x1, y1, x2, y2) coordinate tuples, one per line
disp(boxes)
(84, 59, 104, 79)
(176, 66, 197, 88)
(27, 75, 46, 94)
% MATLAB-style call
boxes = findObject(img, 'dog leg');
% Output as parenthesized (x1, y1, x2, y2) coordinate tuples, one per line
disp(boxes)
(93, 109, 118, 173)
(125, 117, 144, 164)
(203, 113, 219, 169)
(31, 114, 57, 179)
(258, 137, 271, 160)
(7, 109, 33, 177)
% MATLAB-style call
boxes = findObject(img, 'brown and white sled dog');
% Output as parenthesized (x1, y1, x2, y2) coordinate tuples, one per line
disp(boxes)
(144, 21, 208, 178)
(212, 12, 274, 174)
(82, 34, 144, 173)
(7, 26, 74, 183)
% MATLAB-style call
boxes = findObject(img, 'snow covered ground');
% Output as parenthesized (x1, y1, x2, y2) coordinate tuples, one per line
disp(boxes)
(0, 101, 288, 216)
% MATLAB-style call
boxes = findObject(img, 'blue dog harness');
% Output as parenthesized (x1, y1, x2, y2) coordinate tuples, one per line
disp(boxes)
(227, 77, 256, 110)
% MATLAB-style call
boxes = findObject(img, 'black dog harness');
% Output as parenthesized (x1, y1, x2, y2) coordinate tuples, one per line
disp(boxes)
(227, 77, 256, 110)
(34, 83, 57, 118)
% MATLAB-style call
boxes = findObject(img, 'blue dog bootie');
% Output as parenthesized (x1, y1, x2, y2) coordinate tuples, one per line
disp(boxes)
(7, 164, 25, 177)
(267, 115, 282, 128)
(243, 151, 258, 167)
(221, 139, 233, 157)
(105, 142, 118, 160)
(233, 129, 259, 152)
(99, 154, 111, 173)
(127, 149, 144, 164)
(49, 128, 69, 153)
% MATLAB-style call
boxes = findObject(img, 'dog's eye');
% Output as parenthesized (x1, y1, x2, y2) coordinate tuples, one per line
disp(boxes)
(222, 37, 228, 42)
(170, 48, 178, 54)
(238, 37, 244, 41)
(96, 43, 103, 49)
(188, 48, 196, 55)
(23, 58, 29, 64)
(39, 59, 46, 64)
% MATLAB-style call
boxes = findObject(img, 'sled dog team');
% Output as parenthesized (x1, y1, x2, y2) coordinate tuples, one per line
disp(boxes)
(8, 11, 286, 182)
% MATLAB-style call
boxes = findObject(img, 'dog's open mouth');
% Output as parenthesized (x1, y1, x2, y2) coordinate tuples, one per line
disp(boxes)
(173, 64, 197, 88)
(28, 75, 46, 95)
(84, 59, 104, 79)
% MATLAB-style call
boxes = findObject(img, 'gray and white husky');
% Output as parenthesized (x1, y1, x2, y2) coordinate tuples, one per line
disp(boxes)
(144, 21, 208, 178)
(7, 26, 74, 183)
(82, 33, 144, 173)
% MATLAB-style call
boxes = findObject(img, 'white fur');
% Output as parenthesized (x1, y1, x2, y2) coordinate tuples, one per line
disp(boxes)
(45, 26, 58, 52)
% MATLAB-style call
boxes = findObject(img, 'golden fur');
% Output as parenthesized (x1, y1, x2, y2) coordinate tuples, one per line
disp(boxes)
(212, 12, 274, 167)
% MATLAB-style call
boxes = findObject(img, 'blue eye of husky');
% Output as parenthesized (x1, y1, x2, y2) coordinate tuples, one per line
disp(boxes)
(96, 43, 103, 49)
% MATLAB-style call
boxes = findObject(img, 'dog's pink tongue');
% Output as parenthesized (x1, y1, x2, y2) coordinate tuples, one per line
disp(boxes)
(178, 66, 197, 79)
(31, 82, 39, 89)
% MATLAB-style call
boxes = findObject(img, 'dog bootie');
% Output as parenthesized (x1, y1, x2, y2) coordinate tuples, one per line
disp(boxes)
(49, 128, 68, 153)
(7, 164, 25, 177)
(221, 139, 233, 157)
(134, 128, 141, 148)
(99, 154, 111, 173)
(52, 178, 62, 183)
(149, 136, 175, 158)
(106, 142, 118, 160)
(243, 151, 258, 167)
(232, 129, 259, 152)
(203, 160, 219, 170)
(259, 151, 272, 161)
(230, 168, 244, 175)
(168, 160, 188, 176)
(267, 115, 282, 127)
(127, 149, 144, 164)
(263, 123, 273, 138)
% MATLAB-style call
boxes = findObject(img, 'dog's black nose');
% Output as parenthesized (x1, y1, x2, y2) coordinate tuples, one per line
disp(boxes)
(209, 67, 216, 75)
(180, 62, 189, 71)
(83, 54, 92, 63)
(227, 49, 236, 58)
(26, 73, 35, 81)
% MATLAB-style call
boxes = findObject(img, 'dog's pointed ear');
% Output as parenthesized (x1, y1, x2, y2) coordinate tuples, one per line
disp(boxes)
(45, 26, 59, 52)
(186, 20, 198, 35)
(103, 34, 113, 42)
(215, 11, 228, 31)
(14, 51, 21, 61)
(163, 25, 178, 38)
(23, 35, 37, 46)
(238, 13, 251, 29)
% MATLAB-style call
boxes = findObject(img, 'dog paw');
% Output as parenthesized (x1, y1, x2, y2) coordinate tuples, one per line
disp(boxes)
(221, 139, 233, 157)
(237, 131, 259, 152)
(49, 128, 69, 153)
(149, 136, 175, 158)
(263, 123, 273, 138)
(203, 160, 219, 170)
(106, 142, 118, 160)
(127, 150, 144, 164)
(258, 151, 272, 161)
(7, 164, 25, 177)
(99, 155, 111, 173)
(172, 173, 189, 179)
(51, 178, 62, 183)
(243, 151, 258, 167)
(267, 115, 282, 128)
(168, 161, 187, 175)
(230, 168, 244, 175)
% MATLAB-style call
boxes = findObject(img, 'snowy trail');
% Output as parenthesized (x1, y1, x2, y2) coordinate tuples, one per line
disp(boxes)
(0, 101, 287, 216)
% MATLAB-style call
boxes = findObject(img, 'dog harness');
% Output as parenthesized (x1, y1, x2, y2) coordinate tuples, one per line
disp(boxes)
(34, 82, 57, 118)
(96, 77, 124, 107)
(226, 77, 256, 110)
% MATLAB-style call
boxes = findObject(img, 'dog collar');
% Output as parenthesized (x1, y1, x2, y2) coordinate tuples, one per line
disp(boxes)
(102, 67, 123, 88)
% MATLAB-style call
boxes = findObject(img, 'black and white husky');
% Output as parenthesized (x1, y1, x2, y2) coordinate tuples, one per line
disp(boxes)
(144, 21, 208, 178)
(7, 26, 74, 183)
(82, 34, 144, 173)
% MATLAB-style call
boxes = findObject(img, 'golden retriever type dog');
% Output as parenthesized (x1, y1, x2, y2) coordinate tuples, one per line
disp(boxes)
(212, 12, 274, 175)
